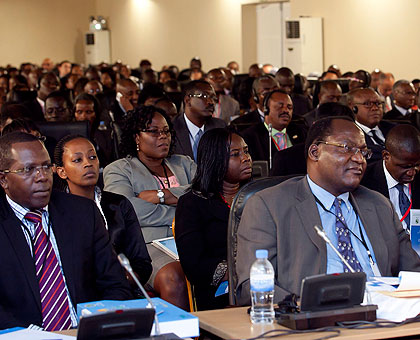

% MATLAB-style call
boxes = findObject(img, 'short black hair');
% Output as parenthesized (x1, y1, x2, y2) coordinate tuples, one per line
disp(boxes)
(45, 90, 73, 110)
(2, 118, 40, 136)
(183, 80, 212, 103)
(304, 116, 354, 159)
(192, 127, 238, 197)
(385, 125, 420, 155)
(0, 132, 41, 170)
(119, 105, 176, 157)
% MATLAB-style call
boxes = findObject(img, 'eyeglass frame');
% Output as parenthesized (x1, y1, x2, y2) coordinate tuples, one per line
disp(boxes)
(0, 163, 55, 177)
(353, 100, 385, 109)
(140, 128, 171, 137)
(188, 93, 217, 102)
(317, 141, 372, 159)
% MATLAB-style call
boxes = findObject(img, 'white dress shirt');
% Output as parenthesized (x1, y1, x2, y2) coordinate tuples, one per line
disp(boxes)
(383, 161, 411, 230)
(184, 113, 205, 148)
(355, 121, 385, 145)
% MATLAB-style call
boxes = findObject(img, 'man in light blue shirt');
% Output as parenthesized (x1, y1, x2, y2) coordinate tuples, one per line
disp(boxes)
(236, 116, 420, 305)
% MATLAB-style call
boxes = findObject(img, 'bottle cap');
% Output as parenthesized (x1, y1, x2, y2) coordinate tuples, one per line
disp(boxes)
(255, 249, 268, 259)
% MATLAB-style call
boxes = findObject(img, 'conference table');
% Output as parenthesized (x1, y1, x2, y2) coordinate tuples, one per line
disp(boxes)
(192, 307, 420, 339)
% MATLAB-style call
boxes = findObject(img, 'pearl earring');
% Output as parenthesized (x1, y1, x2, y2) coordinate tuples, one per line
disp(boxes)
(136, 144, 140, 151)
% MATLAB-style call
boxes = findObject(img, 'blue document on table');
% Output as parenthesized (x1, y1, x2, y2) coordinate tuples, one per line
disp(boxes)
(410, 209, 420, 256)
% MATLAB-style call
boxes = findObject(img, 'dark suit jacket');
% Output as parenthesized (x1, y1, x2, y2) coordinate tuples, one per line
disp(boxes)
(291, 93, 313, 117)
(100, 191, 152, 285)
(0, 190, 132, 329)
(383, 107, 420, 130)
(236, 176, 420, 305)
(242, 121, 307, 163)
(360, 120, 395, 163)
(361, 161, 420, 209)
(230, 110, 262, 133)
(270, 143, 307, 176)
(172, 114, 226, 159)
(175, 190, 229, 310)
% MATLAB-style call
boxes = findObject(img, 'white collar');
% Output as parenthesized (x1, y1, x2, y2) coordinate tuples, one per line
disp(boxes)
(355, 121, 379, 134)
(184, 113, 204, 137)
(383, 160, 407, 190)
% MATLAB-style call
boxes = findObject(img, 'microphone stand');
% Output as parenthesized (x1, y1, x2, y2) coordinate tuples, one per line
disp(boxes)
(118, 254, 161, 335)
(268, 123, 273, 170)
(313, 225, 355, 273)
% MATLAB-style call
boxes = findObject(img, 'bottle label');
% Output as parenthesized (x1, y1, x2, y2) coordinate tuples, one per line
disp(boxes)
(250, 274, 274, 292)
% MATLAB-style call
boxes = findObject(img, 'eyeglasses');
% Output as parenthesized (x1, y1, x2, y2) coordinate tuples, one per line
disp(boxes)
(140, 129, 171, 137)
(189, 93, 217, 102)
(317, 141, 372, 159)
(353, 101, 384, 109)
(0, 164, 55, 177)
(45, 107, 68, 115)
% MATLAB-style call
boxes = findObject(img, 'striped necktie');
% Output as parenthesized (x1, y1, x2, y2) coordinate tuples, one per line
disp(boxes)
(25, 211, 72, 331)
(275, 132, 286, 150)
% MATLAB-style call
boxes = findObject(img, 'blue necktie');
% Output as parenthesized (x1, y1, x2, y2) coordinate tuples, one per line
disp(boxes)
(333, 198, 364, 273)
(396, 183, 410, 231)
(192, 129, 203, 161)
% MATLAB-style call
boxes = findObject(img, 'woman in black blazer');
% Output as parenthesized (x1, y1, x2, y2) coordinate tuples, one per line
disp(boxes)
(54, 135, 152, 286)
(175, 128, 252, 310)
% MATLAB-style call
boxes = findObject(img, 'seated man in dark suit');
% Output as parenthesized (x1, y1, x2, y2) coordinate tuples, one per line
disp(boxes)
(230, 75, 279, 132)
(348, 87, 395, 163)
(0, 132, 132, 331)
(172, 80, 226, 161)
(206, 68, 240, 123)
(362, 124, 420, 232)
(271, 102, 354, 176)
(275, 67, 312, 117)
(242, 90, 306, 165)
(24, 72, 60, 122)
(304, 80, 342, 127)
(384, 80, 420, 129)
(236, 117, 420, 305)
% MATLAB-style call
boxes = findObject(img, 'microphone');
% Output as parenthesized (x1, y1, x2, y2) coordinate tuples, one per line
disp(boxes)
(118, 254, 161, 335)
(268, 123, 273, 170)
(313, 225, 355, 274)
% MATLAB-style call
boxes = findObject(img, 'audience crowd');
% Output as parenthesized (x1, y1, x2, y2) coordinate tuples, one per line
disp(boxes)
(1, 56, 420, 331)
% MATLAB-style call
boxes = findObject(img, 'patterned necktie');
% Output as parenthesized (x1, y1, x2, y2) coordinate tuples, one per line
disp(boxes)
(333, 199, 364, 273)
(25, 211, 72, 331)
(275, 132, 286, 150)
(192, 129, 204, 161)
(396, 183, 411, 231)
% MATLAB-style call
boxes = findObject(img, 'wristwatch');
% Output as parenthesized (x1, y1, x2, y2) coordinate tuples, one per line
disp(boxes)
(157, 189, 165, 203)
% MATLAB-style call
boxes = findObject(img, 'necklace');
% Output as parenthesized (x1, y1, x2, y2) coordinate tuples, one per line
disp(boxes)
(138, 158, 171, 188)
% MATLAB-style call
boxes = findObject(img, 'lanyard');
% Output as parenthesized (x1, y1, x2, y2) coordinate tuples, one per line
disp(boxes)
(399, 184, 412, 223)
(313, 196, 381, 276)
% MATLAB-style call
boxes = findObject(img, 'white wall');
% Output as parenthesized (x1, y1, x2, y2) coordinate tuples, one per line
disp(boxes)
(0, 0, 419, 79)
(0, 0, 95, 66)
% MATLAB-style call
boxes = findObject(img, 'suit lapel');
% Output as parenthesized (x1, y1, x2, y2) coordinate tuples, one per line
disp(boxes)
(175, 115, 194, 158)
(350, 191, 388, 276)
(48, 197, 76, 303)
(0, 209, 42, 313)
(295, 178, 327, 268)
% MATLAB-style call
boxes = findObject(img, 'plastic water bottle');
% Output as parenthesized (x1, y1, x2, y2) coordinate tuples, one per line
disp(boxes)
(250, 249, 275, 324)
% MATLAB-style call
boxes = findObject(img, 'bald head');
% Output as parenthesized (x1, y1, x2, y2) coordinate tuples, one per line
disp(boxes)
(318, 81, 342, 105)
(386, 125, 420, 155)
(117, 79, 139, 106)
(275, 67, 295, 94)
(377, 73, 395, 97)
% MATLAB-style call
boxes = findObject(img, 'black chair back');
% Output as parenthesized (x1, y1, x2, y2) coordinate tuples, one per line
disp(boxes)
(227, 175, 297, 305)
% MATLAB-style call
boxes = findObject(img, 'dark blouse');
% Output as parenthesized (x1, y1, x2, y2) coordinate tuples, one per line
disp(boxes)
(175, 190, 229, 310)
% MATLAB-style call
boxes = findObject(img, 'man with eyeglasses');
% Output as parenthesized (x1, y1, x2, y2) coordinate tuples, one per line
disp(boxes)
(44, 91, 72, 122)
(348, 87, 395, 162)
(362, 125, 420, 233)
(0, 132, 132, 330)
(384, 80, 419, 127)
(235, 117, 420, 305)
(172, 80, 226, 161)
